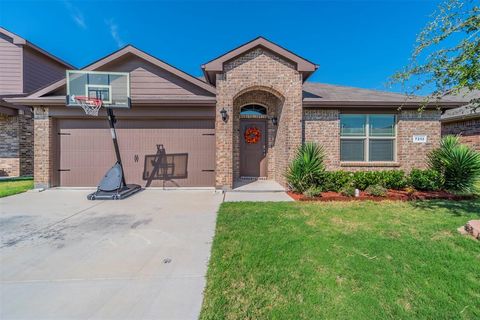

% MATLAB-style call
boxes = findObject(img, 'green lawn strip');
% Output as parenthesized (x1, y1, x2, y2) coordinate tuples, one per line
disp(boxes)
(201, 200, 480, 320)
(0, 178, 34, 198)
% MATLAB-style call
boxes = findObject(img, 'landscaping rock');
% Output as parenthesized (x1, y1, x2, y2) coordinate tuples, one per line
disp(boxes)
(464, 220, 480, 240)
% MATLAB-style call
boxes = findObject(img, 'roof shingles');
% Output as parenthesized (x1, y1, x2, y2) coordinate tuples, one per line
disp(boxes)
(303, 82, 463, 106)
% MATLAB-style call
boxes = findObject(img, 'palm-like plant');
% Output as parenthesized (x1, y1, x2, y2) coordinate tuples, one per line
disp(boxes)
(428, 135, 480, 193)
(285, 142, 325, 193)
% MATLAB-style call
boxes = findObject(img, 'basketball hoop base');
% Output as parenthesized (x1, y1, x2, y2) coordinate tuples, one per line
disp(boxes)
(87, 184, 142, 200)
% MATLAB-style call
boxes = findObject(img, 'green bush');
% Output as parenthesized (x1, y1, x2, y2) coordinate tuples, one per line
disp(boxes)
(365, 184, 388, 197)
(303, 186, 323, 198)
(408, 169, 444, 191)
(340, 184, 356, 197)
(352, 171, 383, 190)
(319, 170, 407, 192)
(381, 170, 408, 189)
(428, 135, 480, 193)
(285, 142, 325, 193)
(320, 171, 353, 192)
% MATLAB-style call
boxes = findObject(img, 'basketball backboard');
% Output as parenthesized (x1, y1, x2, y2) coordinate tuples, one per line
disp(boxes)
(66, 70, 131, 108)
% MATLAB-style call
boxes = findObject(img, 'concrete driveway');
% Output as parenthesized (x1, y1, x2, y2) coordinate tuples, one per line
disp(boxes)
(0, 189, 223, 320)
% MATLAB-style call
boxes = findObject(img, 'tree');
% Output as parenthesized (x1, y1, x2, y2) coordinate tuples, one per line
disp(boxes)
(391, 0, 479, 109)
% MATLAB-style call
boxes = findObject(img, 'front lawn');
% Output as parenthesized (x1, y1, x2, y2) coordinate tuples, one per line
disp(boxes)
(0, 177, 33, 198)
(201, 200, 480, 319)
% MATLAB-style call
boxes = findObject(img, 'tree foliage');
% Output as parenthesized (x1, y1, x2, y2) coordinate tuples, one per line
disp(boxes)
(392, 0, 479, 108)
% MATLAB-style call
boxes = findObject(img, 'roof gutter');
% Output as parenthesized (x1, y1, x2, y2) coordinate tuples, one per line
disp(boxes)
(440, 113, 480, 123)
(5, 97, 217, 107)
(302, 99, 466, 108)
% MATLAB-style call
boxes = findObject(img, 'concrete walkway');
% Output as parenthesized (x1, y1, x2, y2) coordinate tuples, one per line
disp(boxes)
(0, 189, 223, 320)
(225, 180, 293, 202)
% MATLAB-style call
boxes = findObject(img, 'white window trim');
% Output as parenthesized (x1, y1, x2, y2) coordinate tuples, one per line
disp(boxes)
(340, 114, 397, 162)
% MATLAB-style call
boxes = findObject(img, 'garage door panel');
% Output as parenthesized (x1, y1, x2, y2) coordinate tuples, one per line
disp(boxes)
(58, 119, 215, 187)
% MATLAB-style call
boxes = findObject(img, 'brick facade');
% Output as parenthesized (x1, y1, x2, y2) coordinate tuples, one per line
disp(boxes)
(0, 113, 33, 177)
(304, 109, 441, 172)
(397, 110, 441, 170)
(25, 42, 452, 190)
(303, 109, 340, 169)
(442, 118, 480, 151)
(33, 107, 55, 188)
(215, 48, 303, 189)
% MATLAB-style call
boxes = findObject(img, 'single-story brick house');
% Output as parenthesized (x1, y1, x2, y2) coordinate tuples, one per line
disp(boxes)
(0, 27, 73, 177)
(7, 37, 466, 190)
(441, 91, 480, 151)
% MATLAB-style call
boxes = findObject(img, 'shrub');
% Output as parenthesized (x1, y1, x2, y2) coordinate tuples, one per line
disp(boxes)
(319, 171, 352, 192)
(365, 184, 388, 197)
(381, 170, 408, 190)
(285, 142, 325, 193)
(303, 186, 322, 198)
(340, 184, 356, 197)
(352, 171, 383, 190)
(408, 169, 444, 191)
(319, 170, 408, 192)
(428, 135, 480, 193)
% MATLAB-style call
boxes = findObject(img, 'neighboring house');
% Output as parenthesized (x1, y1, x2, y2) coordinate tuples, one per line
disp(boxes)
(441, 90, 480, 151)
(8, 37, 464, 189)
(0, 27, 73, 177)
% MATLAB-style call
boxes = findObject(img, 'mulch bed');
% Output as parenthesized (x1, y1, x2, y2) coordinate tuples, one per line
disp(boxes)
(288, 190, 476, 202)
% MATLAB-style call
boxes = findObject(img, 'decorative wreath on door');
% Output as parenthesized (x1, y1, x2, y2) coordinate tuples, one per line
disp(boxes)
(244, 127, 261, 144)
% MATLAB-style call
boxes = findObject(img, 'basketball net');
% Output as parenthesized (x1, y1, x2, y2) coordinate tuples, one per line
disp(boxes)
(74, 96, 103, 116)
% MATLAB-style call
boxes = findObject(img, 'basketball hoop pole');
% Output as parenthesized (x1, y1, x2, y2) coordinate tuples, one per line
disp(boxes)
(67, 70, 141, 200)
(106, 107, 127, 187)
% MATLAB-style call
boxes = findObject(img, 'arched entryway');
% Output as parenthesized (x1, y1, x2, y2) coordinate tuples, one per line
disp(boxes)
(233, 88, 284, 182)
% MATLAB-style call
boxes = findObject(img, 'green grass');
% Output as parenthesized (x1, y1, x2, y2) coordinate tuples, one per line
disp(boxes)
(201, 200, 480, 320)
(0, 178, 33, 198)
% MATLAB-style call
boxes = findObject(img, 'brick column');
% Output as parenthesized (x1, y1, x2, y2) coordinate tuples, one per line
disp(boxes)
(33, 107, 54, 189)
(19, 112, 34, 176)
(215, 75, 234, 189)
(279, 79, 304, 185)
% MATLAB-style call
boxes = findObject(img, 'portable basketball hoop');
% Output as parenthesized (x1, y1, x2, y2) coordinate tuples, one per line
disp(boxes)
(66, 70, 141, 200)
(73, 96, 103, 116)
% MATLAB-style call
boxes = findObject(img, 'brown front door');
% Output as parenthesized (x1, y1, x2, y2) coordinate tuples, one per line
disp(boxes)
(240, 119, 267, 177)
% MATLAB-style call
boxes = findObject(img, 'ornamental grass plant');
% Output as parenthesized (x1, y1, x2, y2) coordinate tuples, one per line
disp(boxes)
(428, 135, 480, 193)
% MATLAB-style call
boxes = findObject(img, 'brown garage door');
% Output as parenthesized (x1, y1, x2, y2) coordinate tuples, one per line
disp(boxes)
(58, 119, 215, 187)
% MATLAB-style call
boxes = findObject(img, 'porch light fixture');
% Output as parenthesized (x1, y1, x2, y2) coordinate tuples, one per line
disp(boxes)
(271, 116, 278, 126)
(220, 108, 228, 122)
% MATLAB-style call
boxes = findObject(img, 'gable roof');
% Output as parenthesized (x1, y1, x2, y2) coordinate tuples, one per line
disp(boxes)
(202, 36, 318, 85)
(13, 44, 216, 104)
(302, 82, 465, 107)
(83, 45, 216, 94)
(0, 27, 74, 69)
(441, 90, 480, 122)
